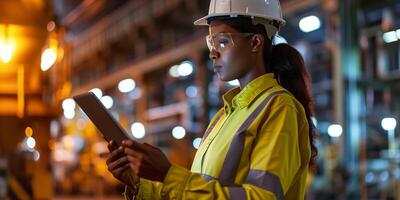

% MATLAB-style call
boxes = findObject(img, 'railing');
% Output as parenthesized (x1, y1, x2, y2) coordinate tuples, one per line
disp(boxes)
(68, 0, 187, 67)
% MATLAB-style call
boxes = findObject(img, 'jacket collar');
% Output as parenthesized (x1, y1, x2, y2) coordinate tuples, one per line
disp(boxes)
(222, 73, 278, 114)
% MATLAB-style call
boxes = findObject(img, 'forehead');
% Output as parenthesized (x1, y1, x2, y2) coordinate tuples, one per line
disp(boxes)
(208, 21, 239, 34)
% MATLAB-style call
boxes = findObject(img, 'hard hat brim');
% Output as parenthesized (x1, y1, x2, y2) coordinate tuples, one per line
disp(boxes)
(193, 15, 209, 26)
(193, 13, 286, 27)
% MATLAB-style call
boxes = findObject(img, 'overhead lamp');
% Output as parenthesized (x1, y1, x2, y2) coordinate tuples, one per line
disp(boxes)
(33, 150, 40, 161)
(131, 122, 146, 139)
(63, 109, 75, 119)
(381, 117, 397, 157)
(25, 126, 33, 137)
(381, 117, 397, 131)
(62, 98, 76, 110)
(0, 25, 13, 63)
(299, 15, 321, 33)
(118, 78, 136, 93)
(26, 137, 36, 149)
(178, 61, 194, 77)
(327, 124, 343, 138)
(41, 22, 59, 71)
(193, 137, 202, 149)
(40, 48, 57, 71)
(0, 42, 13, 63)
(100, 95, 114, 109)
(172, 126, 186, 139)
(89, 88, 103, 98)
(185, 86, 198, 98)
(383, 31, 398, 43)
(169, 65, 180, 78)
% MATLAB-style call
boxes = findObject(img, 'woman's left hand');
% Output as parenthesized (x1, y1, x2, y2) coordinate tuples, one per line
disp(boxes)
(121, 140, 172, 182)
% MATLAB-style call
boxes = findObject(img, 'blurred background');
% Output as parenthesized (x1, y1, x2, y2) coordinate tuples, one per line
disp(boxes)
(0, 0, 399, 199)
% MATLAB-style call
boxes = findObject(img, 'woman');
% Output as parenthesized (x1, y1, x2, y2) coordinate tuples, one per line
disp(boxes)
(106, 0, 317, 199)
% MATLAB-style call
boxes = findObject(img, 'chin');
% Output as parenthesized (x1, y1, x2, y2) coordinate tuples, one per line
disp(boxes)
(217, 73, 234, 82)
(219, 76, 231, 82)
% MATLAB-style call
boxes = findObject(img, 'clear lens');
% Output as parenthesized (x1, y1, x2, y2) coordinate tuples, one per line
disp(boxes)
(206, 34, 234, 51)
(206, 33, 253, 52)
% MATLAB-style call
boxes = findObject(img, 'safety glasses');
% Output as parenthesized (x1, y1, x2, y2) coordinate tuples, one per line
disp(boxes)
(206, 33, 254, 52)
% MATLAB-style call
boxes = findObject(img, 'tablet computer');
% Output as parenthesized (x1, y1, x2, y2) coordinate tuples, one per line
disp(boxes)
(73, 92, 133, 146)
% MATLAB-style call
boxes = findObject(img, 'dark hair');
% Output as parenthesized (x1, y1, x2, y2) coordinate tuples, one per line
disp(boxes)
(209, 16, 318, 170)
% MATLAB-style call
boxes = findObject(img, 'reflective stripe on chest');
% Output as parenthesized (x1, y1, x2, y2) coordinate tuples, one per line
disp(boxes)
(201, 91, 289, 200)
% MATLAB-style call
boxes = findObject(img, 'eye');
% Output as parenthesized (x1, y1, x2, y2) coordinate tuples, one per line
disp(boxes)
(218, 38, 229, 48)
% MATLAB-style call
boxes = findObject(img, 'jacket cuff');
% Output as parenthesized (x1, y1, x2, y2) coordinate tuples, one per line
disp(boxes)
(137, 178, 158, 199)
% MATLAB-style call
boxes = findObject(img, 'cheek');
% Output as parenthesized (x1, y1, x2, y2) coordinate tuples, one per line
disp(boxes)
(220, 50, 235, 67)
(221, 48, 247, 71)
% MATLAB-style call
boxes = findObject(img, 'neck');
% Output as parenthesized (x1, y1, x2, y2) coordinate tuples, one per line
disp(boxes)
(238, 58, 266, 89)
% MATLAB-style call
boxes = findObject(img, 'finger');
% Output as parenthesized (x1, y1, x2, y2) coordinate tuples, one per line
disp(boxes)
(126, 155, 142, 165)
(112, 163, 130, 176)
(108, 156, 130, 171)
(122, 140, 147, 153)
(142, 142, 161, 153)
(107, 140, 118, 151)
(126, 149, 153, 167)
(127, 156, 146, 177)
(124, 147, 143, 159)
(106, 146, 124, 165)
(143, 142, 157, 149)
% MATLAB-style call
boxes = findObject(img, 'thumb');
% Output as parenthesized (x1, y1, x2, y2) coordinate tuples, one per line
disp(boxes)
(143, 142, 159, 150)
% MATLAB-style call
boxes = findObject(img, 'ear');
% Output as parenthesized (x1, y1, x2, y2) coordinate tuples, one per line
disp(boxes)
(251, 34, 264, 52)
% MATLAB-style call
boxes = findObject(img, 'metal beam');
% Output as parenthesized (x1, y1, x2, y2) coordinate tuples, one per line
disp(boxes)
(282, 0, 322, 15)
(61, 0, 99, 27)
(71, 33, 206, 95)
(339, 0, 366, 198)
(68, 0, 188, 66)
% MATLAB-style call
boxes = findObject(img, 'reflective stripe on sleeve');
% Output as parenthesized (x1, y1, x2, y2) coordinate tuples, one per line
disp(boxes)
(228, 187, 247, 200)
(201, 173, 216, 181)
(245, 169, 284, 200)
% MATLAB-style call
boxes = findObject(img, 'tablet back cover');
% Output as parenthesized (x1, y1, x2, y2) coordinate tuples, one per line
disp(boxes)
(73, 92, 132, 145)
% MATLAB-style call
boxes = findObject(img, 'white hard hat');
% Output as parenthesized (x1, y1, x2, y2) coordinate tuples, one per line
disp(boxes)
(194, 0, 286, 38)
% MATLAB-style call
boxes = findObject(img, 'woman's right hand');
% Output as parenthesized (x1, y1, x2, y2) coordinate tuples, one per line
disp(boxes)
(106, 140, 137, 189)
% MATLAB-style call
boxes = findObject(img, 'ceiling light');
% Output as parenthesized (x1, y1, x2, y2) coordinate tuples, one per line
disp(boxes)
(299, 15, 321, 33)
(118, 78, 136, 93)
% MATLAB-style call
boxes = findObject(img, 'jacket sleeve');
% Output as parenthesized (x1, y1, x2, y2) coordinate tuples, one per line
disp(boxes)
(123, 178, 164, 200)
(124, 109, 227, 200)
(155, 103, 305, 200)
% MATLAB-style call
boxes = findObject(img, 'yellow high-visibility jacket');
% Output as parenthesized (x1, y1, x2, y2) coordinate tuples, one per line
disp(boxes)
(125, 73, 311, 200)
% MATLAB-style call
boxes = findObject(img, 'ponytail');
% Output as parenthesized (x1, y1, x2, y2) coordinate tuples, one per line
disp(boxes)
(270, 44, 318, 170)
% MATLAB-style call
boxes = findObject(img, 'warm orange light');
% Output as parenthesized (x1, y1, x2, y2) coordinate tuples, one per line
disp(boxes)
(25, 126, 33, 137)
(0, 24, 14, 63)
(40, 48, 57, 71)
(0, 41, 13, 63)
(47, 21, 56, 32)
(48, 139, 55, 150)
(62, 135, 75, 151)
(17, 65, 24, 118)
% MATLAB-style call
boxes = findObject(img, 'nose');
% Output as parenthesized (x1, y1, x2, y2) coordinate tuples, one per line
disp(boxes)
(209, 48, 219, 61)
